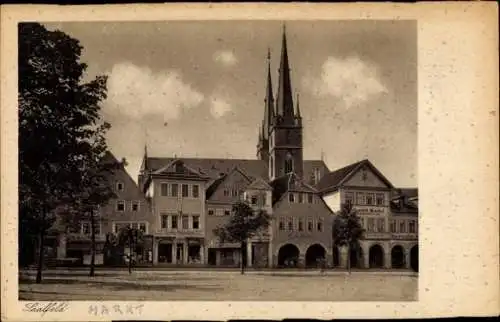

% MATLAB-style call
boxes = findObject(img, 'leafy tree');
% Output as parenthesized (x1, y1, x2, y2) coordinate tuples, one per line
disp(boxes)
(67, 154, 123, 277)
(332, 202, 365, 274)
(18, 22, 109, 283)
(117, 226, 145, 274)
(213, 200, 270, 274)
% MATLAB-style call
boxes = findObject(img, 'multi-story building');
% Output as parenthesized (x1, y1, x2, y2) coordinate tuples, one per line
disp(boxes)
(60, 152, 154, 265)
(54, 27, 418, 270)
(319, 160, 418, 270)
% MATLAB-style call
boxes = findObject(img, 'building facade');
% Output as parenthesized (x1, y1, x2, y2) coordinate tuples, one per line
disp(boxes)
(56, 27, 418, 270)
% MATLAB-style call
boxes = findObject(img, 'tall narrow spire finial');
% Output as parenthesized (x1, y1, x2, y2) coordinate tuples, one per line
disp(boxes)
(263, 47, 274, 140)
(296, 92, 301, 117)
(276, 22, 294, 118)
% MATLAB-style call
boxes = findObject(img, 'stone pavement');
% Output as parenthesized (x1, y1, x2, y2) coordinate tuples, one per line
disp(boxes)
(19, 269, 418, 301)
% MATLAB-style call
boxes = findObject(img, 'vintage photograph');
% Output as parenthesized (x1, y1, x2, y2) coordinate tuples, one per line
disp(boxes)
(18, 20, 418, 301)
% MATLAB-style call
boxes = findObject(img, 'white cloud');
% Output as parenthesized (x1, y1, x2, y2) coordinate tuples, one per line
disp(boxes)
(213, 50, 238, 66)
(105, 62, 204, 121)
(303, 56, 387, 108)
(209, 96, 231, 118)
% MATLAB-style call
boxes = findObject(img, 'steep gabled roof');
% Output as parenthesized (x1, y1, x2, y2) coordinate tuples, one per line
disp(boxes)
(316, 159, 394, 194)
(205, 166, 254, 200)
(270, 172, 317, 205)
(247, 177, 273, 191)
(145, 157, 329, 183)
(316, 160, 364, 192)
(102, 151, 148, 201)
(151, 159, 209, 181)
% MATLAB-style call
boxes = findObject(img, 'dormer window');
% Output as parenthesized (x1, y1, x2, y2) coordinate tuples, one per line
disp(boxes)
(175, 161, 184, 173)
(314, 168, 321, 184)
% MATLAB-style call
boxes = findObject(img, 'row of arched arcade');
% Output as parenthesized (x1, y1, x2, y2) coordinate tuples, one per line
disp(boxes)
(276, 243, 418, 271)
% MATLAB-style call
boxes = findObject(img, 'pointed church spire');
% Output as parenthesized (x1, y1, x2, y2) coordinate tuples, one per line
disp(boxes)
(295, 92, 301, 117)
(263, 47, 274, 139)
(276, 23, 294, 119)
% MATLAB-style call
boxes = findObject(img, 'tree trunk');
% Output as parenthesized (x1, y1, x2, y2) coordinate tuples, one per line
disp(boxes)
(89, 209, 96, 277)
(35, 228, 45, 284)
(128, 232, 132, 274)
(35, 209, 47, 284)
(240, 243, 245, 275)
(347, 244, 351, 275)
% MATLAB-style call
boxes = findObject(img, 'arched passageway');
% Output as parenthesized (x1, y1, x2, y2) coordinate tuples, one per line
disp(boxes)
(305, 244, 326, 268)
(349, 245, 363, 269)
(369, 244, 385, 268)
(277, 244, 300, 268)
(410, 245, 418, 272)
(391, 245, 405, 268)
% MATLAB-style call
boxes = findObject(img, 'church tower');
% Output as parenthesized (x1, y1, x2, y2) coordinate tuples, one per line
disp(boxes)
(257, 49, 274, 164)
(268, 26, 303, 180)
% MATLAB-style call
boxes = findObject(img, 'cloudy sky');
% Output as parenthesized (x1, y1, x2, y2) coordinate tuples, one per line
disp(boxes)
(45, 20, 417, 187)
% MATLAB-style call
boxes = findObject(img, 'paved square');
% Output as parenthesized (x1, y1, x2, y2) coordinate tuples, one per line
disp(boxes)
(19, 269, 418, 301)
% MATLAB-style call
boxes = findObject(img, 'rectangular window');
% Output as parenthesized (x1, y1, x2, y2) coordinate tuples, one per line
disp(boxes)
(409, 220, 416, 233)
(139, 223, 146, 233)
(182, 184, 189, 197)
(308, 193, 313, 203)
(376, 193, 385, 206)
(82, 222, 91, 235)
(345, 192, 354, 205)
(161, 183, 168, 196)
(114, 222, 129, 234)
(298, 193, 303, 203)
(366, 194, 374, 205)
(193, 215, 200, 230)
(116, 181, 124, 191)
(192, 185, 199, 198)
(131, 201, 139, 212)
(116, 200, 125, 212)
(289, 193, 295, 203)
(279, 217, 284, 231)
(399, 220, 406, 233)
(182, 215, 189, 229)
(94, 223, 101, 235)
(377, 219, 385, 232)
(171, 184, 178, 197)
(231, 189, 238, 197)
(390, 220, 396, 233)
(287, 218, 293, 231)
(308, 219, 313, 232)
(161, 215, 168, 229)
(357, 193, 365, 205)
(223, 189, 229, 197)
(317, 220, 323, 232)
(208, 209, 214, 216)
(251, 196, 258, 205)
(171, 215, 178, 229)
(367, 218, 375, 232)
(298, 218, 304, 231)
(224, 210, 230, 216)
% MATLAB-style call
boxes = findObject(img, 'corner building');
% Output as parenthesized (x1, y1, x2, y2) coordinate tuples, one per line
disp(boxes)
(131, 27, 418, 269)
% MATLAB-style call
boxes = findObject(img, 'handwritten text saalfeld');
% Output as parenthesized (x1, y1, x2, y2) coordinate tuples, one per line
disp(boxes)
(23, 302, 69, 316)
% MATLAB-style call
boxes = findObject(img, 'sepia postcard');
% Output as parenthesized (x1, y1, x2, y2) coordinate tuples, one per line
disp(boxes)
(1, 3, 499, 321)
